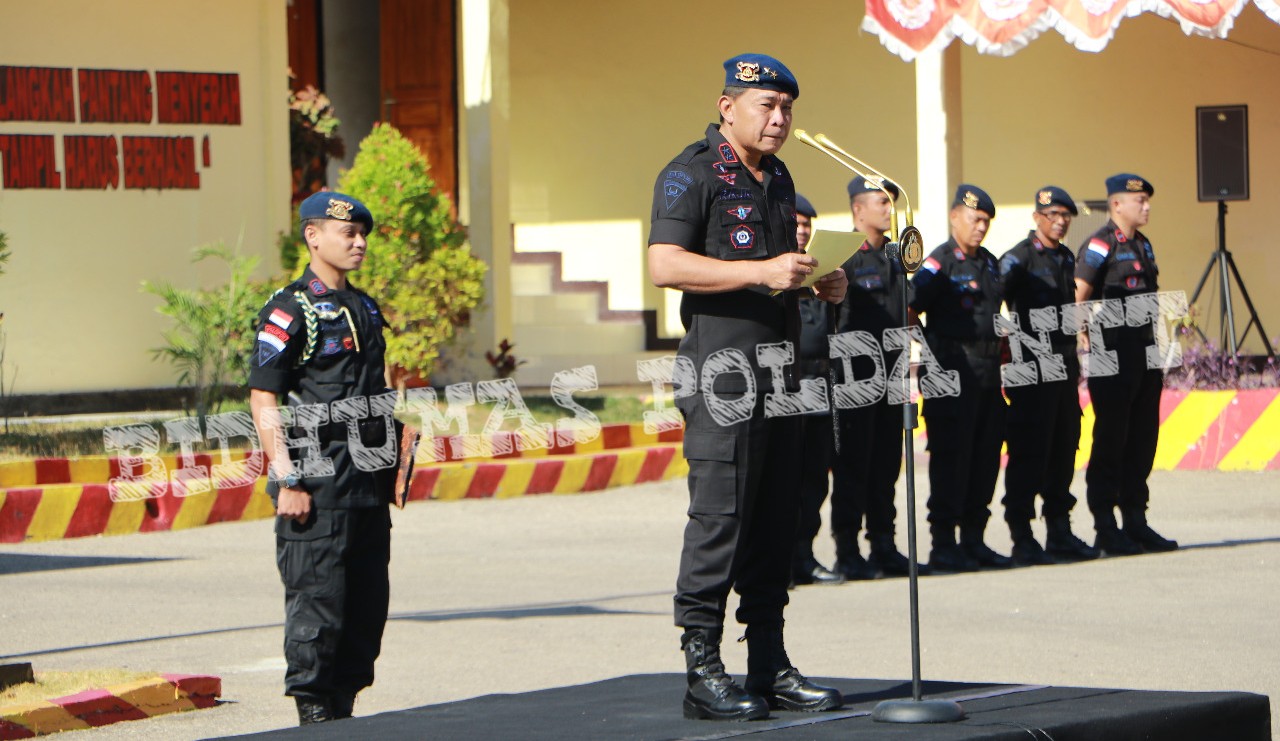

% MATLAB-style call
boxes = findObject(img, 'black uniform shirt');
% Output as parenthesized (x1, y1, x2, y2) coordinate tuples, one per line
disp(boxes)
(910, 238, 1003, 342)
(1000, 231, 1077, 347)
(1073, 219, 1158, 298)
(248, 266, 391, 508)
(649, 123, 801, 390)
(1073, 219, 1159, 346)
(909, 238, 1004, 387)
(837, 239, 906, 336)
(834, 239, 906, 386)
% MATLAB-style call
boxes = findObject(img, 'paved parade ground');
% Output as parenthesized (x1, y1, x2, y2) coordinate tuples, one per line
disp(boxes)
(1, 469, 1276, 740)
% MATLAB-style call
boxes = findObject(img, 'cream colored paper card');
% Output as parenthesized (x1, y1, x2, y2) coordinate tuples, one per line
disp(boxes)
(801, 230, 865, 288)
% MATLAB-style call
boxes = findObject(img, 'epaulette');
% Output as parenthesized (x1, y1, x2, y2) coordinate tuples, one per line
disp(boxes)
(672, 140, 709, 166)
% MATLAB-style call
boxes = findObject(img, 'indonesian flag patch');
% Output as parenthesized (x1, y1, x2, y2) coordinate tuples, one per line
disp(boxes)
(268, 308, 293, 330)
(922, 257, 941, 273)
(1087, 238, 1110, 258)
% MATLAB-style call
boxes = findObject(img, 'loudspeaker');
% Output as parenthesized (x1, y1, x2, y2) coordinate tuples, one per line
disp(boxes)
(1196, 105, 1249, 202)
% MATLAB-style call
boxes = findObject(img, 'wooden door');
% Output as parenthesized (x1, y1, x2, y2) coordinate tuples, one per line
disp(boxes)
(380, 0, 458, 205)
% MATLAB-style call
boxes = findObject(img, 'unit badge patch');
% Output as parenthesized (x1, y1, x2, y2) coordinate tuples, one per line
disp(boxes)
(729, 225, 755, 250)
(726, 205, 753, 221)
(664, 180, 688, 210)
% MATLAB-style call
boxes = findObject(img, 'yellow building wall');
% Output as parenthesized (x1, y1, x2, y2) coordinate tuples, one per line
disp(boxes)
(508, 2, 1280, 353)
(0, 0, 290, 394)
(961, 7, 1280, 353)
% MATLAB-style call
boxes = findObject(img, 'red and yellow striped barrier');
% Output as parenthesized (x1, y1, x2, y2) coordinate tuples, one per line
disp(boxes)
(0, 674, 220, 739)
(0, 423, 684, 489)
(1, 393, 1276, 545)
(0, 444, 687, 543)
(910, 388, 1280, 470)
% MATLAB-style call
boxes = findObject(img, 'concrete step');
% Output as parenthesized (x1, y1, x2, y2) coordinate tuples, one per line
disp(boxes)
(512, 293, 603, 326)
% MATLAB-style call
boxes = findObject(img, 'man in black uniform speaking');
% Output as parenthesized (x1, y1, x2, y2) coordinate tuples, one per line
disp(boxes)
(1073, 173, 1177, 556)
(648, 54, 847, 721)
(249, 191, 396, 725)
(909, 185, 1010, 573)
(999, 186, 1098, 565)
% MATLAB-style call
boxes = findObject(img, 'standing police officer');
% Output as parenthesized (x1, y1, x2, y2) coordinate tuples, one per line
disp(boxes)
(648, 54, 846, 721)
(827, 176, 915, 579)
(1074, 174, 1178, 555)
(249, 191, 396, 725)
(1000, 186, 1099, 565)
(790, 194, 846, 587)
(910, 185, 1011, 573)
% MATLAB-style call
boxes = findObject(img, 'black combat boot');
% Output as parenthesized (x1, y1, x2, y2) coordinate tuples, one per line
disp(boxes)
(833, 532, 880, 580)
(1121, 509, 1178, 552)
(793, 552, 844, 588)
(1045, 516, 1100, 561)
(1093, 510, 1142, 556)
(960, 525, 1012, 568)
(868, 534, 924, 577)
(331, 692, 355, 719)
(681, 628, 769, 721)
(744, 623, 843, 712)
(1008, 521, 1055, 566)
(295, 696, 332, 725)
(928, 527, 978, 573)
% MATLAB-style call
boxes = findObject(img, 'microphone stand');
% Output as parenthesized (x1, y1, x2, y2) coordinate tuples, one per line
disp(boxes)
(794, 129, 964, 724)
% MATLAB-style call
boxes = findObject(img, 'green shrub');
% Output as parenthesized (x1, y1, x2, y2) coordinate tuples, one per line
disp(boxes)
(336, 123, 486, 386)
(142, 244, 273, 428)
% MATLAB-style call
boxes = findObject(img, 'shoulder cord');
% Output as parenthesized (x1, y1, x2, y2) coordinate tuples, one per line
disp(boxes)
(291, 291, 320, 366)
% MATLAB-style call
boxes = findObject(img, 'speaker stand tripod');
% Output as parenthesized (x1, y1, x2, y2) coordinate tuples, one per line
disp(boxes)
(1189, 200, 1274, 358)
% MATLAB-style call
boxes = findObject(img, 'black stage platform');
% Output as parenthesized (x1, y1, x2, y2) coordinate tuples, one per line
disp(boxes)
(225, 674, 1271, 740)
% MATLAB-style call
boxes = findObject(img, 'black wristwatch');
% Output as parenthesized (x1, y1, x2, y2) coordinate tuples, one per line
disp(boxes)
(282, 471, 304, 490)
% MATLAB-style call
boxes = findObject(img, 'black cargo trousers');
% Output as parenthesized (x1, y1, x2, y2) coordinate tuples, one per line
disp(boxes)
(277, 505, 392, 700)
(673, 385, 805, 630)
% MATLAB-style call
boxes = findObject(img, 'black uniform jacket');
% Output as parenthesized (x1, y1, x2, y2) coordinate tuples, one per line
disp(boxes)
(1000, 230, 1079, 378)
(649, 123, 801, 393)
(1074, 219, 1159, 346)
(248, 266, 393, 508)
(910, 238, 1004, 388)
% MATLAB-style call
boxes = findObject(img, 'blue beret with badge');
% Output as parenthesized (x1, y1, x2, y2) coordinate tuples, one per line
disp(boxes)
(299, 190, 374, 233)
(723, 53, 799, 99)
(848, 175, 900, 201)
(1105, 173, 1154, 197)
(794, 193, 817, 218)
(1034, 185, 1078, 215)
(952, 184, 995, 218)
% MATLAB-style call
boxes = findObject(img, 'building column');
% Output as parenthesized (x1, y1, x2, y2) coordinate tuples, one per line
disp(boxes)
(914, 44, 963, 248)
(454, 0, 512, 381)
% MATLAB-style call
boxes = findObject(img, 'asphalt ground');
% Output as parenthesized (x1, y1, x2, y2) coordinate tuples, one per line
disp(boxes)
(1, 468, 1276, 740)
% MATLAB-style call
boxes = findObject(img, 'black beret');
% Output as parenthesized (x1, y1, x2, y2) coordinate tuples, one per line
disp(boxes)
(299, 191, 374, 232)
(1034, 185, 1078, 215)
(847, 175, 900, 201)
(1105, 173, 1154, 197)
(794, 194, 817, 218)
(952, 184, 995, 218)
(723, 53, 799, 99)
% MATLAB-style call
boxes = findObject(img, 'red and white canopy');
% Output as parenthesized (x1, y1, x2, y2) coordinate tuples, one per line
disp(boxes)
(863, 0, 1280, 59)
